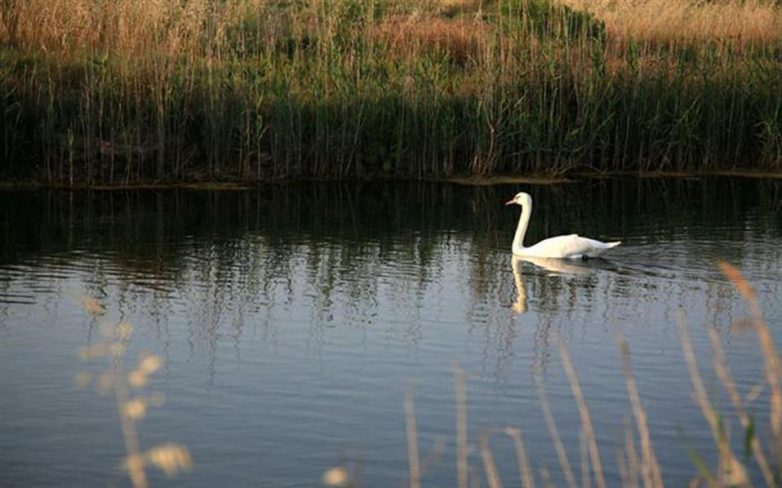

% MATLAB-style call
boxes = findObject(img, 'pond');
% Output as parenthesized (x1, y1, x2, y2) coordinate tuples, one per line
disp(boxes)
(1, 178, 781, 487)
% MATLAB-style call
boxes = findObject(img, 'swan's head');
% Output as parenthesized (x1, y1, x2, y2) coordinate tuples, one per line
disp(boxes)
(505, 192, 532, 207)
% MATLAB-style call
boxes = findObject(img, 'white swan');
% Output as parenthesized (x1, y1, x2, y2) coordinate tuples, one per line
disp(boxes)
(506, 192, 621, 259)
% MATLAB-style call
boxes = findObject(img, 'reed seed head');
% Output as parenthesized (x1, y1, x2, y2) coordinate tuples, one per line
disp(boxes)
(145, 443, 193, 476)
(322, 466, 350, 486)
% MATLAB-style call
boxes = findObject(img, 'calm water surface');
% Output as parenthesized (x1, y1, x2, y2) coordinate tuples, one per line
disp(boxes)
(0, 178, 780, 487)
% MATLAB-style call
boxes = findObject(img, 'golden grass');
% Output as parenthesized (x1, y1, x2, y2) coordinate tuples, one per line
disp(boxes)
(1, 0, 209, 59)
(564, 0, 782, 44)
(5, 0, 781, 62)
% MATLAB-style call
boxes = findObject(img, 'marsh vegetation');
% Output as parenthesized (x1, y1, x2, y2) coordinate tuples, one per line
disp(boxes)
(1, 0, 781, 185)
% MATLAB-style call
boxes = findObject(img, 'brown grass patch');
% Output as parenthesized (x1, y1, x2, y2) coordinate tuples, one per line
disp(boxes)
(1, 0, 209, 59)
(564, 0, 782, 45)
(372, 14, 489, 65)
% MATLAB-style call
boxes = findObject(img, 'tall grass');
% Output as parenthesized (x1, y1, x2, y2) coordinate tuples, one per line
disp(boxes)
(1, 0, 781, 184)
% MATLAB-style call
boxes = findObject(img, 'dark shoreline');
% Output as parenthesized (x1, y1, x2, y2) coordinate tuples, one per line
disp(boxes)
(1, 169, 781, 192)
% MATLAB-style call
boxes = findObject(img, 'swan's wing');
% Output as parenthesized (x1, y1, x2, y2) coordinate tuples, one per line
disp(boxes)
(555, 235, 602, 258)
(525, 234, 584, 257)
(527, 234, 620, 258)
(578, 237, 622, 257)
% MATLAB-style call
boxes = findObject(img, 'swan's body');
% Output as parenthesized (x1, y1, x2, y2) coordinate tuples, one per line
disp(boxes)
(506, 192, 621, 259)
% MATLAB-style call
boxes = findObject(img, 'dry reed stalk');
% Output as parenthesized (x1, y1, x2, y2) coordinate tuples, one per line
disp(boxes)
(559, 344, 607, 488)
(617, 448, 631, 488)
(454, 364, 469, 488)
(677, 311, 749, 486)
(580, 428, 591, 488)
(539, 467, 555, 488)
(718, 261, 782, 463)
(111, 325, 148, 488)
(480, 431, 503, 488)
(688, 477, 704, 488)
(405, 390, 421, 488)
(623, 420, 640, 488)
(504, 427, 535, 488)
(535, 373, 578, 488)
(419, 437, 448, 481)
(618, 338, 663, 488)
(708, 327, 775, 486)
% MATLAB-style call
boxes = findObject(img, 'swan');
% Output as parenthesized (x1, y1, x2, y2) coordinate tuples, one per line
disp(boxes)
(505, 192, 621, 259)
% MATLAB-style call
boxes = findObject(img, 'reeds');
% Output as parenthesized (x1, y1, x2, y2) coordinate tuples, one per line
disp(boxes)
(400, 261, 781, 487)
(1, 0, 781, 185)
(619, 337, 663, 488)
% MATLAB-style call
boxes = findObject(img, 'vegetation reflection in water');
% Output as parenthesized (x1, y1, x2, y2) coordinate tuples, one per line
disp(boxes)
(0, 177, 780, 486)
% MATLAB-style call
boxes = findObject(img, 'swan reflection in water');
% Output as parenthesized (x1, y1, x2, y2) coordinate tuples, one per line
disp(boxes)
(510, 255, 618, 314)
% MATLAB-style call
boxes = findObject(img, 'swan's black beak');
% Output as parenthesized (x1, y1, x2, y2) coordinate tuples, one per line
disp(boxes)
(504, 199, 516, 206)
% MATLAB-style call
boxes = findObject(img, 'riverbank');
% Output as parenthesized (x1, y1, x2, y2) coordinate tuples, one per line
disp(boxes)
(2, 0, 781, 186)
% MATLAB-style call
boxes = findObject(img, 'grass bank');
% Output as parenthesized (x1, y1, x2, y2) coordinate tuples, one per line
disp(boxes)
(1, 0, 782, 185)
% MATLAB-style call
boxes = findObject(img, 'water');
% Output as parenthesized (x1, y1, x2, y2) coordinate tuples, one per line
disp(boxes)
(0, 178, 780, 487)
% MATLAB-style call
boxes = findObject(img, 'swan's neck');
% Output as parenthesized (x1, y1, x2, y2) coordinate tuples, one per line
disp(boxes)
(512, 203, 531, 255)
